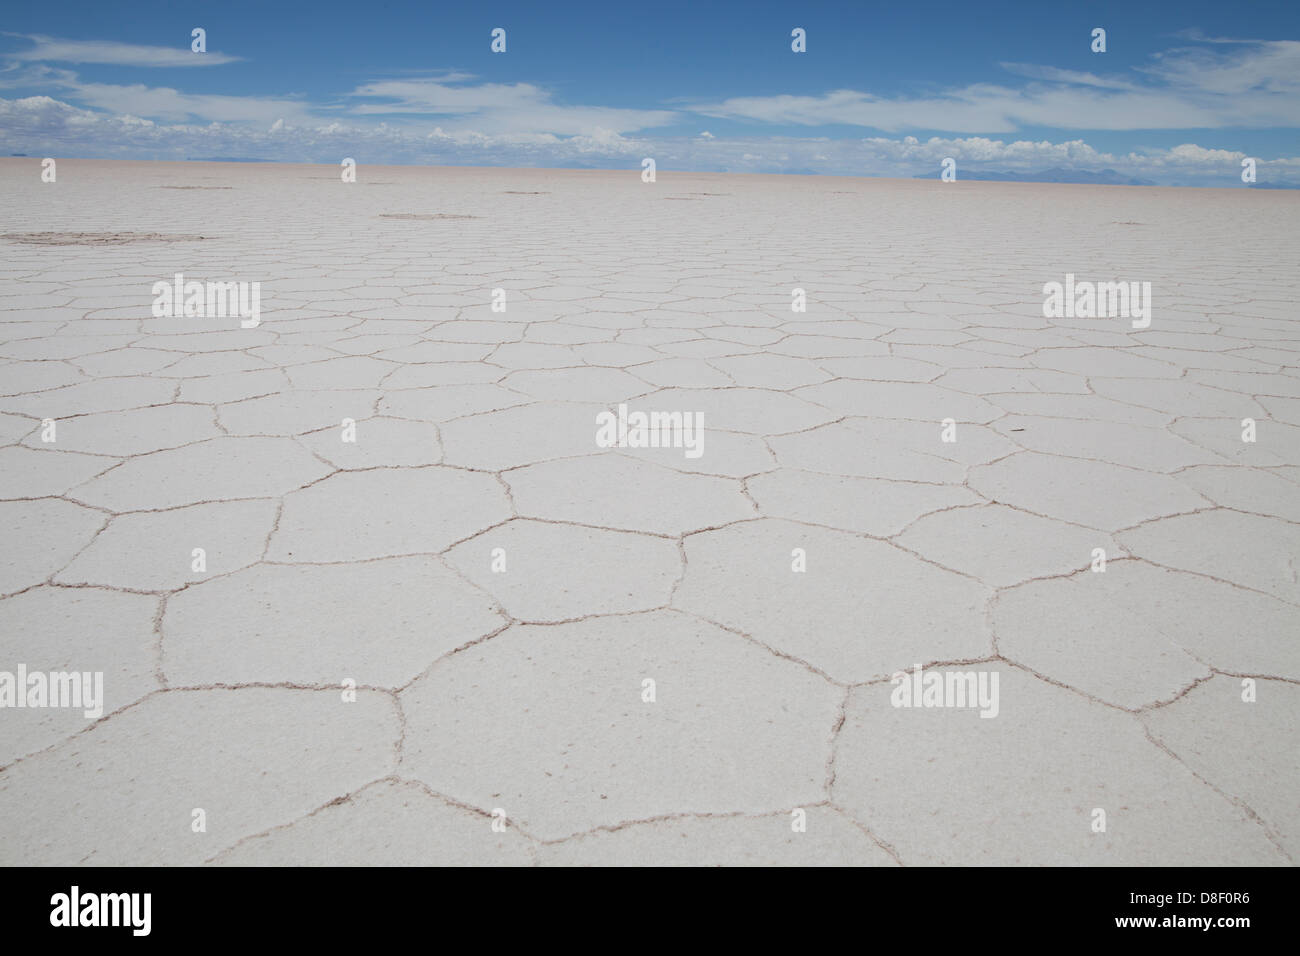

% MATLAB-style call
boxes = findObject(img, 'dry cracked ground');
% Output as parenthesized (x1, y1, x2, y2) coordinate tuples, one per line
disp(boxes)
(0, 157, 1296, 866)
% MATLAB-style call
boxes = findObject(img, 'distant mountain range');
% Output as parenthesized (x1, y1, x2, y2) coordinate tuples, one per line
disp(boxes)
(914, 166, 1156, 186)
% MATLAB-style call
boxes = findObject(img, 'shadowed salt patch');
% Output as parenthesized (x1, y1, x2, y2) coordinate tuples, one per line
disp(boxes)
(1, 232, 211, 245)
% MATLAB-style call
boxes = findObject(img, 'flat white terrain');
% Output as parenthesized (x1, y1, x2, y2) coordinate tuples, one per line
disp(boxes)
(0, 158, 1296, 865)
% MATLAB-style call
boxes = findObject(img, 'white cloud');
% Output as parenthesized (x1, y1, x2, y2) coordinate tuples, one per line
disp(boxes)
(4, 94, 1297, 186)
(3, 33, 240, 67)
(1163, 143, 1246, 163)
(0, 65, 320, 124)
(1, 32, 1297, 185)
(346, 74, 678, 135)
(694, 40, 1300, 132)
(998, 63, 1137, 91)
(1, 65, 681, 136)
(0, 94, 650, 166)
(1139, 40, 1300, 95)
(348, 76, 550, 115)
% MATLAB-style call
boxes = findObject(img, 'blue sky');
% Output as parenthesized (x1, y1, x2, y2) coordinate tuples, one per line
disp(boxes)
(2, 0, 1298, 184)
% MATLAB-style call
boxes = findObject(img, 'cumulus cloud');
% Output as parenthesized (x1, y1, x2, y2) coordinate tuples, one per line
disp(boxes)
(1, 31, 1297, 184)
(0, 94, 651, 166)
(4, 94, 1296, 186)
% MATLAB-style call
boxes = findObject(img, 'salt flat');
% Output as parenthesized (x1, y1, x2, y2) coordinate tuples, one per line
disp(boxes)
(0, 157, 1296, 866)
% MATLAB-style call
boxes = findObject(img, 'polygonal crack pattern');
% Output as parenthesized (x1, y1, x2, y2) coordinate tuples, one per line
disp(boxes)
(0, 162, 1295, 865)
